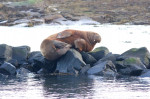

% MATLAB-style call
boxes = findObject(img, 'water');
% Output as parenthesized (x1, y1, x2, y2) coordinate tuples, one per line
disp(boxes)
(0, 24, 150, 98)
(0, 24, 150, 54)
(0, 74, 150, 99)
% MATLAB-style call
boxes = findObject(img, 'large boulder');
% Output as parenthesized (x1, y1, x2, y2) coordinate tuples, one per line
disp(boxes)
(0, 44, 12, 62)
(88, 46, 109, 61)
(80, 51, 97, 66)
(12, 46, 30, 65)
(118, 47, 150, 69)
(56, 49, 86, 75)
(0, 62, 16, 75)
(0, 44, 30, 66)
(28, 51, 56, 73)
(87, 60, 117, 77)
(116, 57, 146, 76)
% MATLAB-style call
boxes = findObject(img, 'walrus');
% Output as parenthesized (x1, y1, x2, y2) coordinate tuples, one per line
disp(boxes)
(40, 29, 101, 61)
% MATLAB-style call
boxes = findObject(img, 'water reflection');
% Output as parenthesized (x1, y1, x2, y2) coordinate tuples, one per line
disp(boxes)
(0, 73, 150, 98)
(41, 75, 94, 98)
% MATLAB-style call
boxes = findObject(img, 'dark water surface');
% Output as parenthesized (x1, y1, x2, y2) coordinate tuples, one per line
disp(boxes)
(0, 73, 150, 99)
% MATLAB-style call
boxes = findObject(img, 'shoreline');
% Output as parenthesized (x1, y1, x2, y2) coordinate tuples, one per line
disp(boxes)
(0, 0, 150, 27)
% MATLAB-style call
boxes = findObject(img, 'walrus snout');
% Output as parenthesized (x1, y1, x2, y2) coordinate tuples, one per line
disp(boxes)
(94, 33, 101, 43)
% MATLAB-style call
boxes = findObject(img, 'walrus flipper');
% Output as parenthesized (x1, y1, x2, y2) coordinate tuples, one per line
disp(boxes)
(53, 40, 71, 55)
(57, 30, 72, 39)
(74, 39, 86, 51)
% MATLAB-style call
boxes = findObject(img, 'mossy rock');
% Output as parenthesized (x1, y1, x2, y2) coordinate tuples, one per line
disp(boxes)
(116, 57, 146, 76)
(124, 57, 139, 65)
(119, 47, 150, 69)
(88, 46, 109, 61)
(92, 46, 109, 53)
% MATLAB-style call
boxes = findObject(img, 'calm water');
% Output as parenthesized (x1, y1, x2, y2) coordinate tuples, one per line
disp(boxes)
(0, 24, 150, 98)
(0, 73, 150, 99)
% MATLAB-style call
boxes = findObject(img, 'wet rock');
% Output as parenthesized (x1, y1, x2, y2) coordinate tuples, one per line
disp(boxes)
(28, 51, 56, 73)
(0, 73, 8, 79)
(118, 47, 150, 69)
(41, 59, 57, 74)
(95, 52, 119, 65)
(0, 62, 16, 75)
(80, 51, 97, 66)
(61, 12, 80, 21)
(132, 20, 150, 25)
(140, 70, 150, 77)
(28, 51, 43, 63)
(0, 44, 12, 62)
(79, 64, 91, 74)
(44, 14, 64, 24)
(28, 51, 44, 72)
(16, 67, 31, 76)
(56, 49, 86, 75)
(87, 60, 117, 77)
(25, 19, 44, 27)
(93, 14, 117, 24)
(116, 57, 146, 76)
(8, 59, 19, 68)
(88, 46, 109, 60)
(12, 46, 30, 65)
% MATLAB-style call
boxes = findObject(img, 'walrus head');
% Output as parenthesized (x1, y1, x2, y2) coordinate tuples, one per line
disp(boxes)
(87, 32, 101, 44)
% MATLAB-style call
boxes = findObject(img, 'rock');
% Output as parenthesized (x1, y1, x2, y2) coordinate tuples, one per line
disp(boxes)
(26, 19, 44, 27)
(0, 62, 16, 75)
(41, 59, 57, 74)
(79, 64, 91, 74)
(61, 12, 80, 21)
(28, 51, 43, 63)
(0, 3, 4, 9)
(118, 47, 150, 69)
(16, 67, 31, 76)
(44, 14, 64, 24)
(80, 51, 97, 66)
(0, 73, 8, 80)
(56, 49, 86, 75)
(0, 57, 5, 65)
(0, 44, 30, 65)
(0, 44, 12, 62)
(12, 46, 30, 65)
(140, 70, 150, 77)
(88, 46, 109, 60)
(133, 20, 150, 25)
(116, 57, 146, 76)
(28, 51, 56, 73)
(28, 51, 43, 72)
(95, 52, 119, 65)
(8, 59, 19, 68)
(87, 60, 117, 77)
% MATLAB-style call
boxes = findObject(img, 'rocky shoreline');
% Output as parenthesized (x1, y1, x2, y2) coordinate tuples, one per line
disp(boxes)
(0, 44, 150, 78)
(0, 0, 150, 26)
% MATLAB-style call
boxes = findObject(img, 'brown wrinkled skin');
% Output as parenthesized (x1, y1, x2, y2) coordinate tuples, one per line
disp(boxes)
(40, 29, 101, 61)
